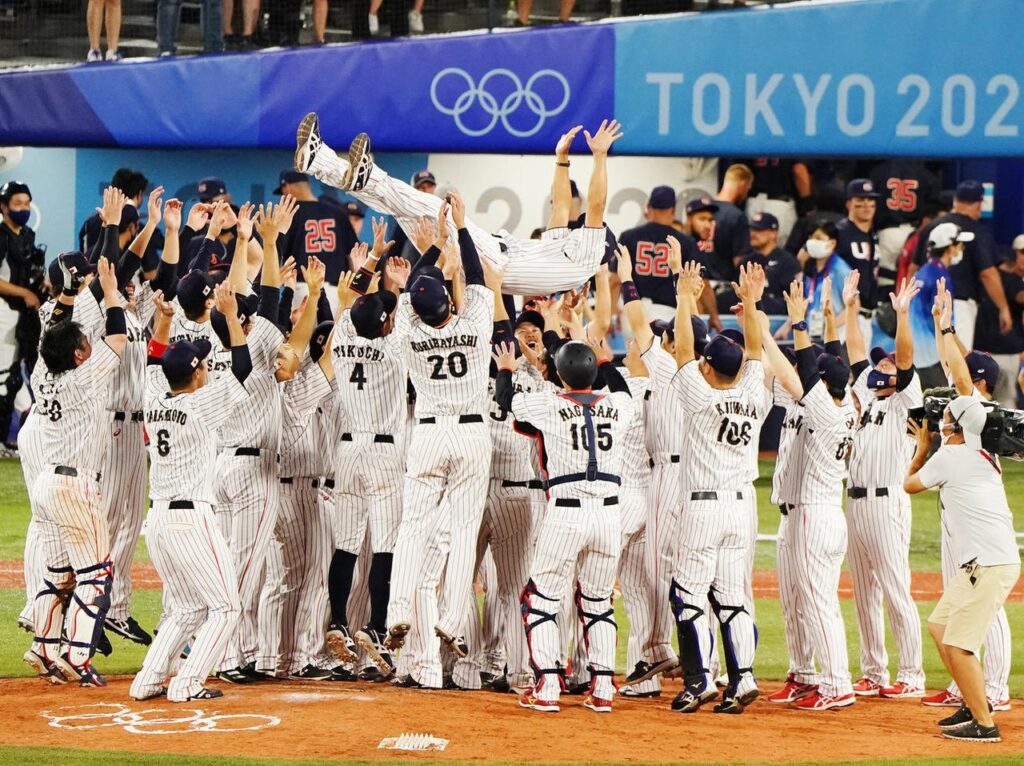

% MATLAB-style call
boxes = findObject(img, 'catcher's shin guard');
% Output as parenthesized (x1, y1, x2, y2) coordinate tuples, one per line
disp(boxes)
(520, 579, 564, 691)
(709, 589, 754, 691)
(670, 579, 710, 690)
(69, 560, 113, 664)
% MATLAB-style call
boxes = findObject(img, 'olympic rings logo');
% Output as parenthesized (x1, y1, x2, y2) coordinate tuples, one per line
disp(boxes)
(40, 703, 280, 735)
(430, 68, 571, 138)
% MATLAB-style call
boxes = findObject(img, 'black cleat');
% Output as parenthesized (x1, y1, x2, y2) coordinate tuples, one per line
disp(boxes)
(95, 630, 113, 657)
(104, 616, 152, 646)
(288, 664, 332, 680)
(216, 666, 257, 685)
(328, 666, 358, 682)
(939, 704, 985, 731)
(622, 658, 679, 688)
(942, 721, 1001, 743)
(391, 674, 432, 689)
(621, 687, 661, 699)
(186, 688, 224, 701)
(54, 655, 106, 687)
(242, 662, 278, 682)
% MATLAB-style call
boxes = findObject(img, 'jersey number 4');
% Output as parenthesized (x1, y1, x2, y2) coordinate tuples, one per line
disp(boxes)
(569, 422, 613, 451)
(427, 352, 468, 380)
(304, 220, 337, 254)
(716, 417, 752, 446)
(349, 363, 368, 390)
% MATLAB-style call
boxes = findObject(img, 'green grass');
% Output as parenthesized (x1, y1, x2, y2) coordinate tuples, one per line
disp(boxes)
(1, 457, 1022, 696)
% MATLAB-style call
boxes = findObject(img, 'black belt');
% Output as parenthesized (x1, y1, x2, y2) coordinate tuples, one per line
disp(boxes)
(150, 500, 195, 509)
(114, 411, 144, 422)
(779, 503, 794, 516)
(554, 496, 618, 508)
(766, 194, 793, 202)
(547, 472, 620, 489)
(501, 479, 546, 490)
(418, 414, 483, 425)
(280, 477, 319, 486)
(847, 487, 890, 499)
(234, 448, 261, 457)
(340, 433, 394, 444)
(318, 479, 335, 490)
(649, 454, 681, 468)
(54, 465, 101, 481)
(690, 491, 743, 501)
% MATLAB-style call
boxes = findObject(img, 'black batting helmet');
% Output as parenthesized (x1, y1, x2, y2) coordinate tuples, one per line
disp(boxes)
(554, 341, 598, 391)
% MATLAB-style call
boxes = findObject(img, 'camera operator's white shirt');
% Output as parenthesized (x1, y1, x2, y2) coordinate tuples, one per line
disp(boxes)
(918, 444, 1020, 568)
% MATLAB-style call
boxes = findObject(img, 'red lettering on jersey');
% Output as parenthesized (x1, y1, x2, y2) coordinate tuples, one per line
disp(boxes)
(634, 241, 672, 277)
(304, 219, 337, 254)
(885, 178, 919, 212)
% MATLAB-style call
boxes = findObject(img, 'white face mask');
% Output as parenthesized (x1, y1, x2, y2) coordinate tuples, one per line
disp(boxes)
(806, 239, 833, 260)
(951, 245, 964, 265)
(939, 420, 960, 444)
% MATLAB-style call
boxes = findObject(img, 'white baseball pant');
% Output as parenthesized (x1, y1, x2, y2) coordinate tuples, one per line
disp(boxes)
(775, 507, 815, 684)
(618, 489, 659, 695)
(17, 409, 46, 627)
(101, 413, 147, 622)
(641, 458, 683, 668)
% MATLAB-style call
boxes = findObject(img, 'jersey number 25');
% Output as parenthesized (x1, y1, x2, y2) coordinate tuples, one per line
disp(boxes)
(305, 220, 336, 254)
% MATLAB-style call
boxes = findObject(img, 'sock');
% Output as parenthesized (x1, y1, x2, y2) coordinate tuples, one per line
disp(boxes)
(328, 550, 358, 627)
(368, 552, 393, 633)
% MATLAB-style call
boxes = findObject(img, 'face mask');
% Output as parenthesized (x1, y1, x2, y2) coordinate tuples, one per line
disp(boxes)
(8, 209, 30, 227)
(951, 247, 964, 266)
(805, 239, 832, 260)
(939, 421, 958, 444)
(867, 370, 894, 390)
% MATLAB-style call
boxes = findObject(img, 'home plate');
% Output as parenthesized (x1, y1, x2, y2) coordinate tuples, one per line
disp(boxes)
(379, 733, 448, 751)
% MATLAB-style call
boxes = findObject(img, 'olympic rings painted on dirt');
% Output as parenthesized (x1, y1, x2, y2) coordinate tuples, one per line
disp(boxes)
(39, 703, 280, 735)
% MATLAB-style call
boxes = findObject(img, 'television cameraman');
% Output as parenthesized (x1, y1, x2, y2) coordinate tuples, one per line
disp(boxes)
(903, 396, 1021, 743)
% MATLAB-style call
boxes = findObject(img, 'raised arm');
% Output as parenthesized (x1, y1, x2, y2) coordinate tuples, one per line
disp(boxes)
(616, 242, 653, 352)
(353, 216, 394, 296)
(409, 202, 449, 280)
(152, 199, 181, 298)
(842, 271, 866, 366)
(118, 186, 164, 288)
(587, 264, 612, 342)
(213, 282, 252, 385)
(936, 280, 973, 395)
(289, 256, 325, 357)
(735, 261, 765, 362)
(449, 191, 484, 287)
(150, 289, 174, 346)
(759, 309, 803, 399)
(784, 277, 819, 392)
(492, 341, 524, 411)
(97, 257, 127, 356)
(890, 277, 920, 372)
(673, 260, 701, 367)
(548, 125, 582, 230)
(227, 202, 256, 293)
(583, 119, 623, 229)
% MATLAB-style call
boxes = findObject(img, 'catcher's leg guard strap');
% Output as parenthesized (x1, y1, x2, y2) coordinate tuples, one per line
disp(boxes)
(520, 578, 559, 634)
(574, 584, 616, 635)
(670, 579, 710, 688)
(709, 589, 753, 682)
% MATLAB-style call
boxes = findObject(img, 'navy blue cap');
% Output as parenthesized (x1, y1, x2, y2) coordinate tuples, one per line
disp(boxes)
(409, 275, 451, 326)
(161, 339, 212, 384)
(720, 328, 745, 347)
(703, 334, 743, 377)
(344, 200, 366, 218)
(515, 309, 545, 332)
(274, 169, 309, 194)
(310, 320, 334, 363)
(846, 178, 881, 199)
(650, 319, 673, 337)
(965, 350, 999, 390)
(210, 293, 258, 346)
(350, 291, 397, 339)
(648, 185, 676, 210)
(955, 180, 984, 203)
(686, 197, 719, 216)
(750, 212, 779, 231)
(197, 177, 227, 201)
(48, 251, 96, 293)
(411, 170, 436, 188)
(817, 353, 851, 392)
(870, 346, 895, 366)
(176, 270, 215, 316)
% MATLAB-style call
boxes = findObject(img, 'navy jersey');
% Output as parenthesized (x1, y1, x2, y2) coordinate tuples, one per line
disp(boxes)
(712, 200, 750, 282)
(278, 200, 358, 284)
(974, 268, 1024, 355)
(741, 247, 800, 309)
(835, 218, 879, 309)
(869, 159, 940, 229)
(743, 157, 796, 199)
(618, 222, 702, 307)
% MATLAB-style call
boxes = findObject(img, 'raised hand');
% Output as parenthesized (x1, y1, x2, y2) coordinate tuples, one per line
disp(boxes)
(411, 216, 436, 254)
(821, 276, 834, 320)
(842, 270, 861, 309)
(348, 241, 369, 273)
(302, 255, 326, 294)
(163, 199, 183, 232)
(481, 256, 505, 291)
(97, 256, 118, 299)
(555, 125, 583, 161)
(890, 276, 921, 315)
(447, 191, 466, 229)
(186, 202, 212, 232)
(666, 235, 683, 275)
(935, 277, 953, 330)
(279, 256, 297, 288)
(100, 186, 127, 227)
(371, 216, 394, 259)
(213, 280, 237, 317)
(236, 202, 256, 241)
(207, 201, 232, 238)
(385, 256, 411, 289)
(735, 261, 766, 304)
(615, 243, 633, 282)
(675, 259, 702, 298)
(152, 289, 175, 318)
(436, 201, 451, 245)
(783, 276, 808, 324)
(492, 340, 521, 371)
(584, 119, 624, 156)
(146, 186, 165, 226)
(336, 271, 357, 308)
(273, 194, 299, 234)
(588, 335, 612, 364)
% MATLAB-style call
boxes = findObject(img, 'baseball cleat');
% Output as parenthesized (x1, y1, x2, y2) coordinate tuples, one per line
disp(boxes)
(326, 624, 359, 663)
(358, 666, 391, 683)
(583, 694, 612, 713)
(938, 705, 979, 731)
(434, 626, 469, 658)
(620, 687, 661, 699)
(767, 677, 817, 704)
(942, 721, 1001, 743)
(621, 657, 679, 688)
(879, 681, 925, 699)
(671, 685, 718, 713)
(391, 674, 431, 689)
(922, 689, 963, 707)
(792, 691, 855, 711)
(54, 655, 107, 687)
(17, 616, 33, 634)
(383, 622, 410, 651)
(990, 698, 1011, 712)
(519, 687, 559, 712)
(294, 113, 322, 174)
(566, 680, 590, 696)
(328, 666, 358, 682)
(184, 688, 224, 702)
(23, 650, 67, 685)
(714, 688, 759, 715)
(95, 630, 113, 657)
(104, 616, 152, 646)
(852, 678, 882, 696)
(242, 662, 278, 682)
(131, 685, 168, 701)
(356, 626, 396, 678)
(289, 664, 332, 680)
(345, 133, 373, 192)
(216, 666, 258, 685)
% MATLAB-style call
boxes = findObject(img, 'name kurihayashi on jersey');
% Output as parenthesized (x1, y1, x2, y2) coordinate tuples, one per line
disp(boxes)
(557, 401, 620, 422)
(147, 408, 188, 425)
(410, 335, 479, 352)
(333, 344, 385, 361)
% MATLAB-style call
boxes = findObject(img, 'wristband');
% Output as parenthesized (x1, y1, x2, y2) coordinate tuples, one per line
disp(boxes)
(105, 305, 127, 336)
(941, 326, 957, 336)
(147, 339, 168, 358)
(555, 160, 570, 167)
(61, 288, 78, 298)
(621, 280, 641, 304)
(351, 267, 376, 295)
(792, 320, 808, 332)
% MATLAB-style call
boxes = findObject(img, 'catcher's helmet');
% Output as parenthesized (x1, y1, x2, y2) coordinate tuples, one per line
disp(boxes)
(555, 341, 598, 390)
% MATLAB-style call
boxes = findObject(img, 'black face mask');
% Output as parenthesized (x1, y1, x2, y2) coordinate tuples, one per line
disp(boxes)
(8, 209, 30, 227)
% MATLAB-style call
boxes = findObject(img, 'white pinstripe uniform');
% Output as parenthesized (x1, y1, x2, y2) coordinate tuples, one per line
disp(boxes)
(209, 317, 284, 672)
(847, 367, 925, 690)
(670, 360, 768, 699)
(514, 383, 634, 705)
(307, 148, 607, 295)
(386, 283, 493, 687)
(129, 364, 248, 702)
(169, 306, 216, 345)
(770, 382, 815, 686)
(30, 339, 121, 668)
(788, 382, 856, 700)
(274, 361, 335, 674)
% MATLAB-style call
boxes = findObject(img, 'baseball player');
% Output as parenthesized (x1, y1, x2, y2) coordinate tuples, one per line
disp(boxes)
(844, 271, 927, 699)
(294, 114, 622, 295)
(23, 257, 126, 687)
(498, 338, 634, 713)
(129, 284, 253, 702)
(668, 260, 767, 715)
(380, 194, 500, 689)
(778, 277, 862, 711)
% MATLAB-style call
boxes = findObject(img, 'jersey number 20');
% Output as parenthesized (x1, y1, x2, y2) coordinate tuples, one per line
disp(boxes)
(428, 352, 468, 380)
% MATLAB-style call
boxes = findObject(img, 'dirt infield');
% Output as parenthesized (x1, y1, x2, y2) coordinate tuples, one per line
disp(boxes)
(1, 676, 1020, 763)
(3, 561, 1023, 602)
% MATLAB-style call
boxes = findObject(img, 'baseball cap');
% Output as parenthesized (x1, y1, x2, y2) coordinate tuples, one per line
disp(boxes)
(344, 200, 366, 218)
(47, 251, 95, 293)
(692, 315, 708, 355)
(197, 177, 227, 202)
(955, 180, 984, 203)
(648, 186, 676, 210)
(870, 346, 895, 366)
(409, 275, 451, 326)
(702, 334, 743, 378)
(817, 353, 851, 393)
(175, 270, 215, 316)
(514, 309, 545, 332)
(650, 319, 673, 337)
(210, 293, 258, 346)
(161, 339, 212, 385)
(274, 169, 308, 195)
(350, 291, 398, 339)
(948, 395, 987, 449)
(928, 221, 976, 250)
(720, 328, 745, 347)
(119, 205, 140, 230)
(685, 197, 719, 216)
(750, 212, 779, 231)
(0, 180, 31, 203)
(1013, 234, 1024, 251)
(411, 170, 436, 188)
(846, 178, 881, 199)
(310, 320, 334, 362)
(965, 351, 999, 391)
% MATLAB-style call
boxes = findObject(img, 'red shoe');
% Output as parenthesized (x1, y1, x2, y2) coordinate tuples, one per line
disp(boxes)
(793, 691, 856, 711)
(990, 697, 1011, 712)
(583, 694, 612, 713)
(767, 675, 816, 704)
(921, 690, 963, 707)
(519, 687, 559, 713)
(879, 681, 925, 699)
(852, 678, 882, 696)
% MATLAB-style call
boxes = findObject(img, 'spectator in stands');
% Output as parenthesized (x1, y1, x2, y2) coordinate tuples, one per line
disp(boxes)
(86, 0, 122, 61)
(719, 212, 799, 315)
(911, 180, 1011, 351)
(973, 235, 1024, 407)
(835, 179, 881, 344)
(367, 0, 424, 34)
(223, 0, 260, 49)
(357, 0, 410, 38)
(775, 219, 849, 341)
(157, 0, 224, 56)
(198, 176, 231, 205)
(514, 0, 575, 26)
(741, 157, 813, 243)
(710, 163, 753, 282)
